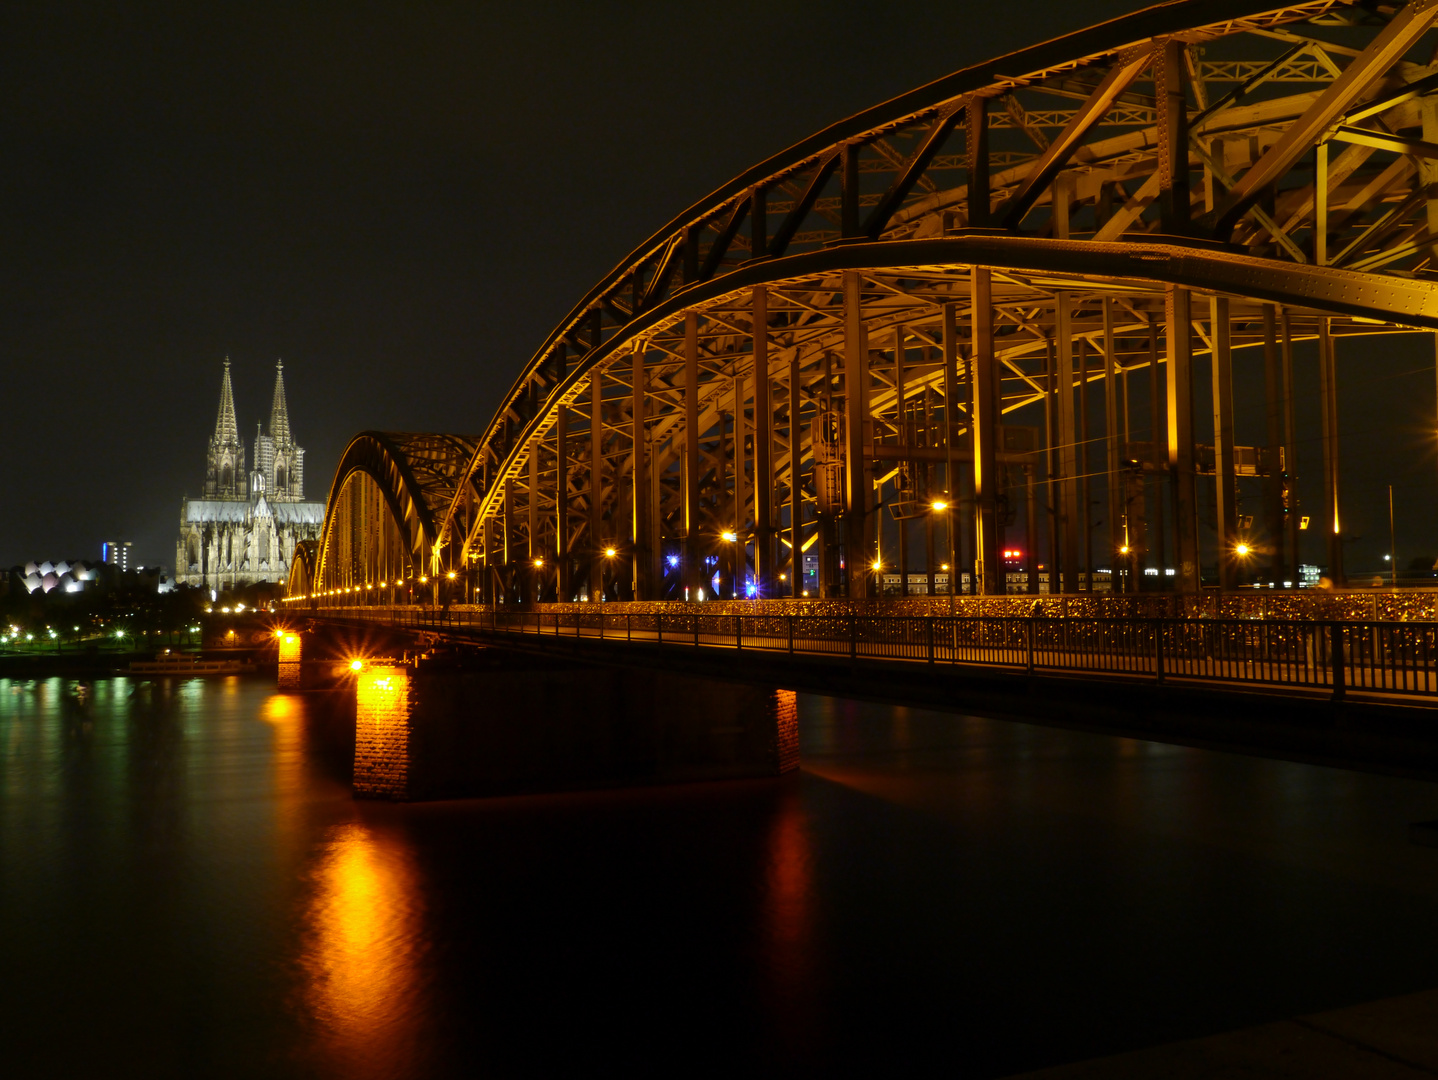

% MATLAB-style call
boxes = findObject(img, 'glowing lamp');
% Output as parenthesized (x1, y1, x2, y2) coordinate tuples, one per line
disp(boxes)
(931, 500, 948, 512)
(533, 558, 544, 568)
(871, 559, 882, 571)
(1234, 542, 1252, 558)
(350, 659, 364, 672)
(605, 547, 617, 558)
(720, 531, 737, 543)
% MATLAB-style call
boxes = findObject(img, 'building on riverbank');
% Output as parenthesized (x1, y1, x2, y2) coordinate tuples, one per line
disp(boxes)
(174, 359, 324, 595)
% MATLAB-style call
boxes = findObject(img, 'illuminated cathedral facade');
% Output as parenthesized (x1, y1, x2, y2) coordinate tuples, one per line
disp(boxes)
(175, 360, 325, 593)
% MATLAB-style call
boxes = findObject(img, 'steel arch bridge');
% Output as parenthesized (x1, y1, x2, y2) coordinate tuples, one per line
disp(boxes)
(293, 0, 1438, 610)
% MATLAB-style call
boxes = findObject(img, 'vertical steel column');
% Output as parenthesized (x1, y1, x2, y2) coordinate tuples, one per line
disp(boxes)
(841, 142, 861, 239)
(942, 303, 959, 595)
(1166, 286, 1199, 593)
(481, 515, 494, 605)
(631, 348, 649, 600)
(1156, 40, 1191, 235)
(752, 287, 774, 596)
(1318, 318, 1345, 585)
(971, 267, 1001, 594)
(731, 366, 746, 599)
(1262, 305, 1285, 585)
(1079, 337, 1092, 589)
(1045, 337, 1060, 593)
(895, 326, 909, 596)
(1148, 315, 1166, 582)
(924, 381, 937, 596)
(1210, 296, 1237, 589)
(789, 350, 802, 597)
(1103, 299, 1124, 579)
(589, 374, 603, 602)
(527, 440, 539, 603)
(502, 478, 514, 602)
(1281, 310, 1299, 586)
(963, 336, 977, 594)
(842, 271, 871, 598)
(684, 312, 701, 598)
(1316, 142, 1329, 265)
(556, 406, 570, 601)
(1055, 295, 1080, 592)
(967, 96, 989, 227)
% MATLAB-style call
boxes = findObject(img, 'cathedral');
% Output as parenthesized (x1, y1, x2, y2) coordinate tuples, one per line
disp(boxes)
(175, 360, 325, 594)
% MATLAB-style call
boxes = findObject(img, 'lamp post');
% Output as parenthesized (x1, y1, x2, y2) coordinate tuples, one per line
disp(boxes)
(720, 531, 737, 600)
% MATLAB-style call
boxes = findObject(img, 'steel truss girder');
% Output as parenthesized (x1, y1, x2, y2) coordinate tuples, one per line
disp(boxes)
(442, 232, 1438, 559)
(447, 1, 1438, 557)
(316, 431, 481, 588)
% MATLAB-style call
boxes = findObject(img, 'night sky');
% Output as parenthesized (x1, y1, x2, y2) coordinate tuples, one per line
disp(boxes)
(3, 0, 1433, 576)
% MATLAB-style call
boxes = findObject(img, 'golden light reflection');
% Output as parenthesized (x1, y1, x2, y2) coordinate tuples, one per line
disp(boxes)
(263, 693, 305, 807)
(302, 822, 427, 1077)
(763, 788, 815, 1034)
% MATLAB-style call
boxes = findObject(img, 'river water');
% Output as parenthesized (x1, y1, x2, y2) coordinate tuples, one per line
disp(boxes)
(3, 675, 1438, 1078)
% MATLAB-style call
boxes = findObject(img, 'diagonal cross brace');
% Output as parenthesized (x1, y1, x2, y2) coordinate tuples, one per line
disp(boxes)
(1214, 0, 1438, 241)
(997, 44, 1156, 230)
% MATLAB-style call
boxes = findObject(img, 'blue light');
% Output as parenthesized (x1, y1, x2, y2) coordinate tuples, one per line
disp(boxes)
(745, 583, 757, 598)
(666, 554, 679, 567)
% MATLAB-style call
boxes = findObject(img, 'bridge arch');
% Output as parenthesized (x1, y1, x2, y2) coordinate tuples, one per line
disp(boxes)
(298, 0, 1438, 605)
(295, 432, 482, 606)
(285, 538, 318, 601)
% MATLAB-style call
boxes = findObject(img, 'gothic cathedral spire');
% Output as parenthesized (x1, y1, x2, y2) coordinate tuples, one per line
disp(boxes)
(214, 357, 239, 446)
(269, 359, 292, 445)
(204, 358, 247, 499)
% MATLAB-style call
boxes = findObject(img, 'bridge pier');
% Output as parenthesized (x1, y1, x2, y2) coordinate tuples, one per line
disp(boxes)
(351, 656, 798, 801)
(277, 631, 303, 691)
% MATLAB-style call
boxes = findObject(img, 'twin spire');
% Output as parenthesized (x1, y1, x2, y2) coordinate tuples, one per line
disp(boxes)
(212, 358, 291, 447)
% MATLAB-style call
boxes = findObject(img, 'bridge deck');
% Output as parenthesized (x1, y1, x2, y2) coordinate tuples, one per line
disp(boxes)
(310, 605, 1438, 705)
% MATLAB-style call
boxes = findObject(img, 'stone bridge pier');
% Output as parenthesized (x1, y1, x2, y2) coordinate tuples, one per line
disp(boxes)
(351, 654, 798, 801)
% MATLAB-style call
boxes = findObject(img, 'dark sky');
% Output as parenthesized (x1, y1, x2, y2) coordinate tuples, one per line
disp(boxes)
(2, 0, 1429, 577)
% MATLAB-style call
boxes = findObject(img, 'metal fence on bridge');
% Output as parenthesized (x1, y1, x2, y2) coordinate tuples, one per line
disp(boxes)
(320, 606, 1438, 702)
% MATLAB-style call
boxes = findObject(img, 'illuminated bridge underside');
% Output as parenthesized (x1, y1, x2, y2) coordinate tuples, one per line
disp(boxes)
(303, 0, 1438, 604)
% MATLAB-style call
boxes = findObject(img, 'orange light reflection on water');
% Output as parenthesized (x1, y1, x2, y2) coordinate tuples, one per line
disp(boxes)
(764, 787, 816, 1045)
(302, 822, 428, 1078)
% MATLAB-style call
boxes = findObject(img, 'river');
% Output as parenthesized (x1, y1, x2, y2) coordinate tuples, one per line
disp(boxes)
(3, 674, 1438, 1077)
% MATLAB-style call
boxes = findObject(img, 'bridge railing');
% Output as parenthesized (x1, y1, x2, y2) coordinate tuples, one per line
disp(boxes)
(329, 606, 1438, 702)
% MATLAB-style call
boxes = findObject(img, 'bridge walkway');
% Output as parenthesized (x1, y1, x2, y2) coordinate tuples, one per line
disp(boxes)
(311, 605, 1438, 707)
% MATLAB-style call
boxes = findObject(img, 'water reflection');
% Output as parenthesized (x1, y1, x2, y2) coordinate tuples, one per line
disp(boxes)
(7, 677, 1438, 1077)
(763, 782, 817, 1057)
(301, 821, 429, 1079)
